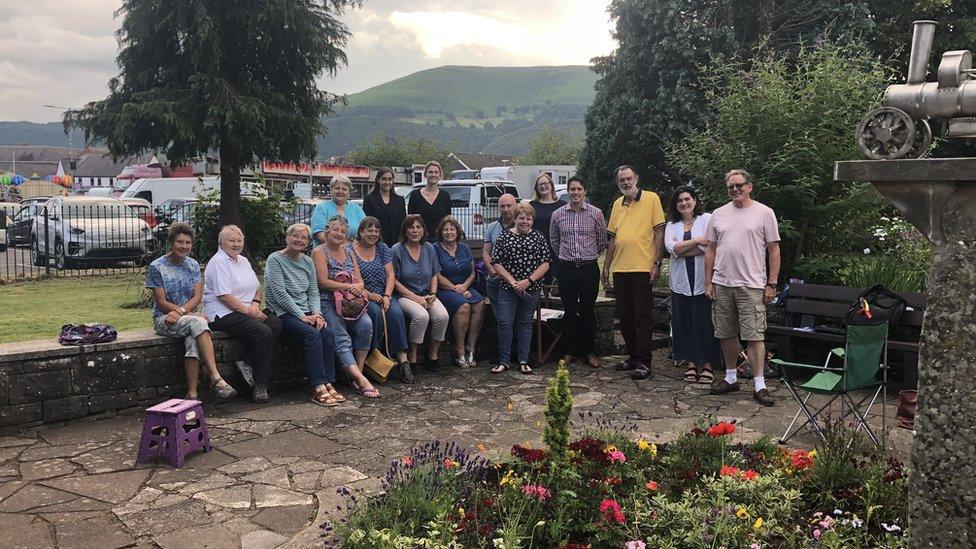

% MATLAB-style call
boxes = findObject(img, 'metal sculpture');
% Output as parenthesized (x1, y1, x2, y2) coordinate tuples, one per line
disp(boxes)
(857, 20, 976, 159)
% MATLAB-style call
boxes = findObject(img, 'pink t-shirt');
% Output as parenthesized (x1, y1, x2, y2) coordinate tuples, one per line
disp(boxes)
(705, 201, 780, 289)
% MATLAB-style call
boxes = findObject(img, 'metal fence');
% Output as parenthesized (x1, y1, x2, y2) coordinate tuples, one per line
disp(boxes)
(0, 200, 502, 282)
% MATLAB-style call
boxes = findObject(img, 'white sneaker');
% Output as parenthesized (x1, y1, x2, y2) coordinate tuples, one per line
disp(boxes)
(235, 361, 255, 387)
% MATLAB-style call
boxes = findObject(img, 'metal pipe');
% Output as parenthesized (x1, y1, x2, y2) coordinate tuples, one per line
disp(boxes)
(908, 20, 937, 84)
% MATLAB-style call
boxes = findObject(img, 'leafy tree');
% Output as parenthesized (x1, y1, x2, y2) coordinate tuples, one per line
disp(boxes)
(578, 0, 872, 209)
(521, 124, 583, 165)
(669, 43, 888, 278)
(65, 0, 360, 228)
(348, 135, 451, 169)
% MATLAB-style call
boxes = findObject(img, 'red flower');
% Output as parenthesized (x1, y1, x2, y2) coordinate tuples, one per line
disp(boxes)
(707, 421, 736, 437)
(789, 449, 814, 470)
(741, 469, 760, 481)
(481, 497, 495, 508)
(478, 524, 493, 537)
(511, 444, 548, 463)
(720, 464, 741, 478)
(599, 498, 625, 525)
(645, 480, 659, 491)
(604, 476, 622, 486)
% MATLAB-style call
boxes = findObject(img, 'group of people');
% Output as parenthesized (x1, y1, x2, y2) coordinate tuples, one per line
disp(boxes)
(147, 161, 781, 407)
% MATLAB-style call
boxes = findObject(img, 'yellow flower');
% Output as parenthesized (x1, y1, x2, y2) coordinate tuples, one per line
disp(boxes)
(753, 517, 764, 530)
(638, 439, 649, 450)
(459, 507, 466, 518)
(649, 443, 658, 458)
(736, 507, 750, 519)
(605, 444, 618, 453)
(807, 449, 817, 459)
(500, 469, 514, 486)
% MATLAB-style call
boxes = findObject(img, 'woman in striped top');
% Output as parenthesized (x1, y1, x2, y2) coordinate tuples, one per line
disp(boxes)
(265, 223, 344, 407)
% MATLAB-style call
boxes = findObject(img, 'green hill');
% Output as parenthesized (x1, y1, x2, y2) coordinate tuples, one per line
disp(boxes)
(345, 65, 596, 120)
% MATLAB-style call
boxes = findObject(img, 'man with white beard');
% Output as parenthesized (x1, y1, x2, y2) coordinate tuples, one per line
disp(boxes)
(601, 165, 666, 380)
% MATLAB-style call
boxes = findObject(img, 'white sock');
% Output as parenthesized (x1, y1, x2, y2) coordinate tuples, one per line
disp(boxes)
(725, 369, 738, 384)
(754, 376, 766, 391)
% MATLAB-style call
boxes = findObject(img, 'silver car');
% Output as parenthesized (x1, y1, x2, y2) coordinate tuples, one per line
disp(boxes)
(31, 196, 152, 269)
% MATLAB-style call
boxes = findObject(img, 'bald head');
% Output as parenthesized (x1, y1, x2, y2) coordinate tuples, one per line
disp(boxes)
(498, 193, 517, 222)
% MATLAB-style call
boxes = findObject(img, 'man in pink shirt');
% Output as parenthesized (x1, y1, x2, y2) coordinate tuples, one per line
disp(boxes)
(704, 169, 781, 406)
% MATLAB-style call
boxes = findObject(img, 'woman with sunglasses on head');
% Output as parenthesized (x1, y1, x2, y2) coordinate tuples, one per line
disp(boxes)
(363, 167, 406, 247)
(311, 215, 378, 398)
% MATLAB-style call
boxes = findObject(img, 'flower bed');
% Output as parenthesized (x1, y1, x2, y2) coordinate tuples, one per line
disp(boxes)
(328, 364, 908, 548)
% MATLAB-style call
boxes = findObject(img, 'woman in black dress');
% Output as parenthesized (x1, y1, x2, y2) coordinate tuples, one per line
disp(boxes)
(363, 167, 407, 247)
(407, 161, 451, 240)
(529, 173, 565, 285)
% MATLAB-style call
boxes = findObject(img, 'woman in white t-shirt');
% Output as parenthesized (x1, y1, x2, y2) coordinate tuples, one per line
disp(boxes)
(203, 225, 283, 404)
(664, 186, 721, 384)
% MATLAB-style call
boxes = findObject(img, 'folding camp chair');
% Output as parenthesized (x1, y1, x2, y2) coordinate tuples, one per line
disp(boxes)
(771, 323, 889, 448)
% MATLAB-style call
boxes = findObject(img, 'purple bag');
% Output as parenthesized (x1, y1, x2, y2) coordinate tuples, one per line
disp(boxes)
(331, 271, 367, 321)
(58, 323, 118, 346)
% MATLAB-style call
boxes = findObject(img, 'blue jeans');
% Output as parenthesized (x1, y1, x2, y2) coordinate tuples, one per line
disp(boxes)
(496, 288, 539, 365)
(486, 276, 500, 318)
(278, 314, 336, 386)
(321, 301, 373, 368)
(367, 300, 409, 354)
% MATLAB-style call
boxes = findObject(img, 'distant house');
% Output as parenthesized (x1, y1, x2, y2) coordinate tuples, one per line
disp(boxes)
(444, 153, 520, 174)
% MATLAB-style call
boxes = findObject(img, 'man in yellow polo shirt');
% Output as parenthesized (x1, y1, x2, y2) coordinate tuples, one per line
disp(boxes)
(601, 165, 666, 379)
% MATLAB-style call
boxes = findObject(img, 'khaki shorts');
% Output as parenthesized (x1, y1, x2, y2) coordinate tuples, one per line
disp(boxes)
(712, 285, 766, 341)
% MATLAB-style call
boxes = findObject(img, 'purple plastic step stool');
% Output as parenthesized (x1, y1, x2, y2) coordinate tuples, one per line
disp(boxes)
(135, 399, 212, 468)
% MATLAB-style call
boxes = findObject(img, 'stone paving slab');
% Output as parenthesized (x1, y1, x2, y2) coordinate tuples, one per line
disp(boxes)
(0, 351, 911, 548)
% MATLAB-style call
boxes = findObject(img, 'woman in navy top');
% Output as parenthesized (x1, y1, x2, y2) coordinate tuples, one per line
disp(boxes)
(434, 216, 486, 368)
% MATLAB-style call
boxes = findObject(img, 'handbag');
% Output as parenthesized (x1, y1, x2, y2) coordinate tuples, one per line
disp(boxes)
(332, 270, 368, 320)
(58, 323, 118, 346)
(363, 309, 396, 383)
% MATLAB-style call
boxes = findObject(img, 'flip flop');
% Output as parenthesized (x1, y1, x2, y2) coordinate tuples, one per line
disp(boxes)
(491, 363, 509, 374)
(357, 387, 380, 399)
(518, 362, 533, 375)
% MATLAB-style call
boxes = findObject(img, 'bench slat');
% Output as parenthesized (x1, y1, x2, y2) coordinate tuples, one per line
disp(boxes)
(787, 283, 926, 309)
(766, 326, 920, 352)
(784, 300, 924, 327)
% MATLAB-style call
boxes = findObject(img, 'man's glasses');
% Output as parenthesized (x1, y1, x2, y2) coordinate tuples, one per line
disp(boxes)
(727, 183, 746, 191)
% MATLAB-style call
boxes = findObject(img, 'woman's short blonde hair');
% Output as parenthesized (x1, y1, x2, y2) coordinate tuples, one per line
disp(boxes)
(217, 224, 244, 246)
(513, 202, 535, 219)
(286, 223, 312, 240)
(330, 175, 352, 191)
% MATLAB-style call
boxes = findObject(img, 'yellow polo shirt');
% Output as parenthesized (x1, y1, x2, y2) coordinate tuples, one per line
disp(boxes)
(607, 189, 666, 273)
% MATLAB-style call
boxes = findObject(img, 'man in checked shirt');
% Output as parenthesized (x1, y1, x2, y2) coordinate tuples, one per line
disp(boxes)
(549, 175, 608, 368)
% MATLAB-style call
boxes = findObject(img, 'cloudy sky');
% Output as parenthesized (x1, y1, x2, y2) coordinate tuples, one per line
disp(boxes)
(0, 0, 616, 123)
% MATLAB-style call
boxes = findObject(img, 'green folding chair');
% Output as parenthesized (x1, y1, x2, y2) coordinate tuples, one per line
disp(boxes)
(771, 323, 888, 447)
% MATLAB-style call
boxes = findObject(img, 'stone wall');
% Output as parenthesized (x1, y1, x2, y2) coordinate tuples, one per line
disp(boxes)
(0, 297, 621, 431)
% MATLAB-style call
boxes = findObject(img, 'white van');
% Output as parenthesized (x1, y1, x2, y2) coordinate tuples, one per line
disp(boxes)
(404, 180, 520, 240)
(118, 176, 265, 209)
(479, 165, 577, 200)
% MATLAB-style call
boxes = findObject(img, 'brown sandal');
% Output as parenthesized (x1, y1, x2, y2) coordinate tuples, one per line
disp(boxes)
(311, 387, 339, 407)
(697, 367, 714, 384)
(683, 364, 698, 382)
(326, 385, 346, 402)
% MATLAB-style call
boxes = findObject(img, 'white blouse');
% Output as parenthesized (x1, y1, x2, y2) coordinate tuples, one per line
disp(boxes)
(664, 213, 711, 296)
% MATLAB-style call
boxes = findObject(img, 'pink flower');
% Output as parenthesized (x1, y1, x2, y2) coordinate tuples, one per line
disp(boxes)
(626, 541, 646, 549)
(751, 544, 760, 549)
(520, 484, 551, 500)
(609, 450, 627, 463)
(813, 529, 822, 540)
(599, 498, 625, 524)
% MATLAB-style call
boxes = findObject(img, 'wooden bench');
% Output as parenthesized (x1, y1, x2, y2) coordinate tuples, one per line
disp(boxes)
(766, 283, 925, 385)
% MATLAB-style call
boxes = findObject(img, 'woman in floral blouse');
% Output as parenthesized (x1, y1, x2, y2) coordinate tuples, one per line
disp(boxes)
(490, 202, 551, 374)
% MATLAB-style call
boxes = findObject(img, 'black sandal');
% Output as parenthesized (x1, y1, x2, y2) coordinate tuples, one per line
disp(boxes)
(491, 363, 509, 374)
(518, 362, 533, 375)
(683, 364, 698, 383)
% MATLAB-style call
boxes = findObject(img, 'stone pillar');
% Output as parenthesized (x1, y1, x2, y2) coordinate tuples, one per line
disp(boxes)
(910, 185, 976, 547)
(834, 159, 976, 547)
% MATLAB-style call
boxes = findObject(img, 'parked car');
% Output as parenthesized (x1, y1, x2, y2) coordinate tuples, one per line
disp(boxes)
(31, 197, 152, 269)
(154, 198, 195, 221)
(151, 200, 200, 252)
(404, 180, 520, 240)
(119, 197, 157, 228)
(6, 197, 50, 247)
(0, 202, 19, 252)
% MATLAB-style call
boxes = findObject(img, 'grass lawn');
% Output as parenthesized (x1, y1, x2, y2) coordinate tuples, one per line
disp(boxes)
(0, 274, 153, 344)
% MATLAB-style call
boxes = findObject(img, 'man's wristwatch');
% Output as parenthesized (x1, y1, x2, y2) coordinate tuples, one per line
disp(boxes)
(765, 282, 777, 288)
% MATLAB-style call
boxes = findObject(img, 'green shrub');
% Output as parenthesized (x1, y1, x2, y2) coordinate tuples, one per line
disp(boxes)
(191, 183, 290, 266)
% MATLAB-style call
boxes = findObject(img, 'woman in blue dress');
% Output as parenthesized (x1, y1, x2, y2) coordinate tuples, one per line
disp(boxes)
(351, 216, 413, 383)
(433, 216, 486, 368)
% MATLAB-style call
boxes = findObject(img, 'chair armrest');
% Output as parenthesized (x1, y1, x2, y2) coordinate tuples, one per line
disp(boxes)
(830, 348, 845, 357)
(770, 358, 845, 372)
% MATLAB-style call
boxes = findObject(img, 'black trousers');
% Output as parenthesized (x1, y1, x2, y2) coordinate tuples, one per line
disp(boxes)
(613, 272, 654, 366)
(210, 309, 282, 385)
(556, 260, 600, 357)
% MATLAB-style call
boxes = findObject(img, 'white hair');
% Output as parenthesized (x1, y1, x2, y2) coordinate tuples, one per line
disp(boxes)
(217, 224, 244, 246)
(330, 175, 352, 190)
(286, 223, 312, 240)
